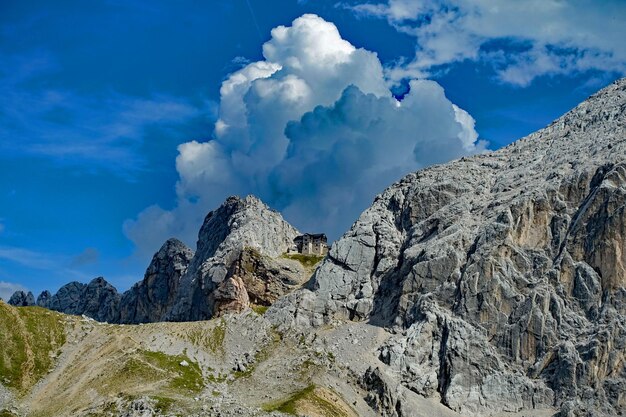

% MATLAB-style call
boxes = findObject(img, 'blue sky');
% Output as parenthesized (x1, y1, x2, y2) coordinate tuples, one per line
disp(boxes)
(1, 0, 624, 299)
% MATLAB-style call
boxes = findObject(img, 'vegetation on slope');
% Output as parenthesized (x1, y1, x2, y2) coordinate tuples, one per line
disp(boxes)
(250, 304, 269, 315)
(0, 302, 66, 394)
(105, 349, 203, 397)
(262, 384, 354, 417)
(141, 350, 203, 393)
(186, 318, 226, 354)
(282, 253, 325, 269)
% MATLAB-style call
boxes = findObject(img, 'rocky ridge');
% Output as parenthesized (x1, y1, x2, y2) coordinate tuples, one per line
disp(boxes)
(37, 278, 121, 323)
(119, 238, 195, 324)
(268, 78, 626, 416)
(16, 195, 306, 324)
(7, 291, 35, 307)
(166, 195, 302, 321)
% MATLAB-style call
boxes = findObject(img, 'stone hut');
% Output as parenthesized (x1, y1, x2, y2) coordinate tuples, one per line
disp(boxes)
(292, 233, 328, 256)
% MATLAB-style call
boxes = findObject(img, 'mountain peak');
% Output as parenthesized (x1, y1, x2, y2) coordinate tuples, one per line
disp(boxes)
(8, 290, 35, 307)
(196, 194, 298, 261)
(269, 78, 626, 415)
(158, 237, 193, 256)
(119, 237, 194, 324)
(164, 194, 300, 321)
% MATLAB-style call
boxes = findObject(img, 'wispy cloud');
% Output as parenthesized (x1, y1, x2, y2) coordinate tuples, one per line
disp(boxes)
(345, 0, 626, 86)
(0, 245, 93, 282)
(0, 281, 27, 301)
(70, 247, 99, 268)
(0, 51, 217, 175)
(0, 246, 62, 270)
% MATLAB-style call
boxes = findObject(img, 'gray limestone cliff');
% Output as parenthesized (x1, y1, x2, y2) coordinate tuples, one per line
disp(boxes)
(119, 238, 194, 324)
(38, 282, 85, 313)
(36, 290, 51, 307)
(268, 78, 626, 416)
(167, 195, 300, 320)
(25, 240, 193, 324)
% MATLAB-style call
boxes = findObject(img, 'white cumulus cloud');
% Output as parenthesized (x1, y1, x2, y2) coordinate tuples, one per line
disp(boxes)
(349, 0, 626, 86)
(124, 14, 485, 256)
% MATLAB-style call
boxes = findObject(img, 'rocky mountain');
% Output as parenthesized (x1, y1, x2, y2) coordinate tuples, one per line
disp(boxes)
(7, 291, 35, 307)
(3, 79, 624, 417)
(35, 290, 51, 307)
(166, 195, 302, 321)
(19, 195, 306, 324)
(119, 238, 194, 324)
(269, 78, 626, 416)
(38, 277, 121, 322)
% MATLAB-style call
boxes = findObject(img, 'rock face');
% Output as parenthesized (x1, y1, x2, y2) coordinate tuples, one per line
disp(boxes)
(39, 282, 85, 313)
(22, 196, 300, 324)
(36, 290, 51, 307)
(210, 247, 309, 316)
(38, 278, 121, 322)
(166, 195, 300, 321)
(234, 247, 307, 306)
(269, 78, 626, 416)
(75, 277, 121, 323)
(7, 291, 35, 307)
(119, 238, 194, 324)
(213, 275, 250, 316)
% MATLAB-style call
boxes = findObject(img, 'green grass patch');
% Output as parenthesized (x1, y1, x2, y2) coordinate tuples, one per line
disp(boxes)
(250, 304, 269, 315)
(186, 319, 226, 355)
(0, 410, 18, 417)
(208, 319, 226, 354)
(0, 303, 66, 394)
(108, 349, 203, 397)
(152, 395, 176, 412)
(262, 384, 316, 414)
(141, 350, 203, 393)
(262, 385, 351, 416)
(206, 372, 228, 383)
(282, 253, 325, 269)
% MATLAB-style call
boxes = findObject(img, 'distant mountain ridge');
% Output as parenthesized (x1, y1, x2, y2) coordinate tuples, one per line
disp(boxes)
(11, 195, 307, 323)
